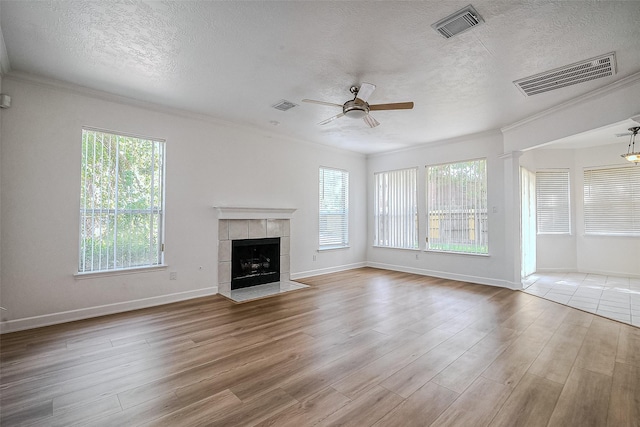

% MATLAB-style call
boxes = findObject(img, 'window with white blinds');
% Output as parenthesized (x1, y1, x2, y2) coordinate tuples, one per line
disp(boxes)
(373, 167, 418, 249)
(426, 159, 488, 254)
(319, 167, 349, 249)
(536, 170, 571, 234)
(584, 166, 640, 236)
(79, 129, 165, 273)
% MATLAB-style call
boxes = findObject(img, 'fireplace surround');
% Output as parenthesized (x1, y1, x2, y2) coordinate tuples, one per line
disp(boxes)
(216, 207, 296, 296)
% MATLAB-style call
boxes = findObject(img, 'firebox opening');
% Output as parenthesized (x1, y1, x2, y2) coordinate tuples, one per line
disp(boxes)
(231, 237, 281, 290)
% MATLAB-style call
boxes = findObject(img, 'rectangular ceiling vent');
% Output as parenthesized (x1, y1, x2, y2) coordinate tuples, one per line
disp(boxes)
(513, 52, 617, 97)
(432, 5, 484, 39)
(272, 100, 298, 111)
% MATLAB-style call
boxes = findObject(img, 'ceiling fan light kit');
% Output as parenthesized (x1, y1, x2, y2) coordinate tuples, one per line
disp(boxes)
(343, 99, 369, 119)
(302, 82, 414, 128)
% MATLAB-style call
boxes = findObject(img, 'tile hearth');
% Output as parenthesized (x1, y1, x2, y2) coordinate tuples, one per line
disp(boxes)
(219, 280, 309, 303)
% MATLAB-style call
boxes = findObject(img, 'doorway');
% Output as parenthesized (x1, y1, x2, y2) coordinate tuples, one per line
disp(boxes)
(521, 167, 536, 278)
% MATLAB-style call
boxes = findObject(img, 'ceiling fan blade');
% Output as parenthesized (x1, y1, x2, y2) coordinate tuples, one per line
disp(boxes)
(302, 99, 343, 108)
(363, 114, 380, 128)
(318, 113, 345, 125)
(616, 132, 633, 137)
(369, 102, 414, 111)
(355, 82, 376, 103)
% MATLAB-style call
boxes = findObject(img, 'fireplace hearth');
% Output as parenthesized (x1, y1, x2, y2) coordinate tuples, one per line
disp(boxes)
(231, 237, 280, 290)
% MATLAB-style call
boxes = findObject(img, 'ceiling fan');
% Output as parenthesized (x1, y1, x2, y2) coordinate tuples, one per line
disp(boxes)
(302, 82, 414, 128)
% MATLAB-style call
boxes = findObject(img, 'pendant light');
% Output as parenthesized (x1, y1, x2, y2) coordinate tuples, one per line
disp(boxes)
(621, 127, 640, 163)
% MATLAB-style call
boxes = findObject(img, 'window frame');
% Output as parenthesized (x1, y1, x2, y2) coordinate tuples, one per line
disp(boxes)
(318, 166, 349, 250)
(373, 167, 419, 250)
(77, 127, 166, 275)
(425, 158, 489, 255)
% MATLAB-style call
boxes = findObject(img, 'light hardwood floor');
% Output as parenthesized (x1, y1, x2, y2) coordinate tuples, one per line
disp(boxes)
(1, 268, 639, 426)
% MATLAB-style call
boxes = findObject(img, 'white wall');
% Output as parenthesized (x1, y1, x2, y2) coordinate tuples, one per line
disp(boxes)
(0, 76, 367, 331)
(521, 144, 640, 278)
(0, 72, 3, 315)
(366, 131, 518, 289)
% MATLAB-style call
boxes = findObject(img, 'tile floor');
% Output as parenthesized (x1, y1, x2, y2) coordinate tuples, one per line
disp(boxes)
(523, 272, 640, 327)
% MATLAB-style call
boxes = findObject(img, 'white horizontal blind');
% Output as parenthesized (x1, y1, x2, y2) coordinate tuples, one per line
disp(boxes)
(319, 167, 349, 248)
(79, 129, 165, 272)
(584, 166, 640, 236)
(426, 159, 488, 254)
(536, 170, 571, 234)
(374, 168, 418, 249)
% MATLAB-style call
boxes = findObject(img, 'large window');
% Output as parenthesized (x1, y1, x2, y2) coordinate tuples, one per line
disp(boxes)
(79, 129, 165, 273)
(373, 167, 418, 249)
(426, 159, 488, 254)
(584, 166, 640, 236)
(536, 170, 571, 234)
(319, 167, 349, 249)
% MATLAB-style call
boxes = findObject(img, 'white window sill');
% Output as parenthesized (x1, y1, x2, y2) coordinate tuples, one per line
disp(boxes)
(74, 264, 168, 280)
(372, 245, 420, 251)
(318, 245, 350, 251)
(424, 250, 490, 257)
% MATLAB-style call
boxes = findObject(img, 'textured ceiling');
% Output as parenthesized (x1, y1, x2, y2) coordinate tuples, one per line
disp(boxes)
(1, 1, 640, 154)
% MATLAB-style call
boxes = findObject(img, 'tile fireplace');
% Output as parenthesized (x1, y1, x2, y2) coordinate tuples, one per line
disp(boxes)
(216, 207, 296, 297)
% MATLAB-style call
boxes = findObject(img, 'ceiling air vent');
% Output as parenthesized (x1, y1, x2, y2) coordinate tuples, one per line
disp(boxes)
(513, 52, 617, 97)
(432, 5, 484, 39)
(272, 100, 298, 111)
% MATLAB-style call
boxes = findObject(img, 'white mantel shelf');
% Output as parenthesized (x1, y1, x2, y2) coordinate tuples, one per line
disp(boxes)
(214, 207, 297, 220)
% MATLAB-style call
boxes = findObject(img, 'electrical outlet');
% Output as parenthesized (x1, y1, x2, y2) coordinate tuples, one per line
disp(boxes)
(415, 253, 419, 260)
(170, 271, 177, 280)
(313, 255, 317, 261)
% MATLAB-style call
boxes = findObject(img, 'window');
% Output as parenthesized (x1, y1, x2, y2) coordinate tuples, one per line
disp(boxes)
(536, 170, 571, 234)
(373, 167, 418, 249)
(79, 129, 165, 273)
(584, 166, 640, 236)
(426, 159, 488, 254)
(319, 167, 349, 249)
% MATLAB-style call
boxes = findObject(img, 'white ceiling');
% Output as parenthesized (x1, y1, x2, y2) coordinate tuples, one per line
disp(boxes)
(1, 1, 639, 154)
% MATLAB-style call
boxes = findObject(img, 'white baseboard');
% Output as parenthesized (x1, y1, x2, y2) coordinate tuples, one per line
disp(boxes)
(0, 287, 218, 334)
(290, 262, 367, 280)
(366, 262, 522, 290)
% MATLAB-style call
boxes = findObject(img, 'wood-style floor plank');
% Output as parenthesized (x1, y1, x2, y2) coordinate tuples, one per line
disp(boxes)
(1, 267, 639, 427)
(606, 362, 640, 426)
(488, 373, 563, 427)
(373, 381, 459, 427)
(547, 366, 613, 427)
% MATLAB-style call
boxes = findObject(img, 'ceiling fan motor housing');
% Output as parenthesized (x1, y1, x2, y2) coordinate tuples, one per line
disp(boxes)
(343, 99, 369, 119)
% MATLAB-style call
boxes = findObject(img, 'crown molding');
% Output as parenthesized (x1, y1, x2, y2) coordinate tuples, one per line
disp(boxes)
(4, 71, 366, 158)
(367, 129, 503, 159)
(501, 71, 640, 133)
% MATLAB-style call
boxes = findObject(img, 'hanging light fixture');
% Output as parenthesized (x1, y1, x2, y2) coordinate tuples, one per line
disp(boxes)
(621, 126, 640, 163)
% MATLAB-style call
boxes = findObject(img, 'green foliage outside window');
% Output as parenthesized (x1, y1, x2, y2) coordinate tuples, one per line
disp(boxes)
(79, 129, 165, 272)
